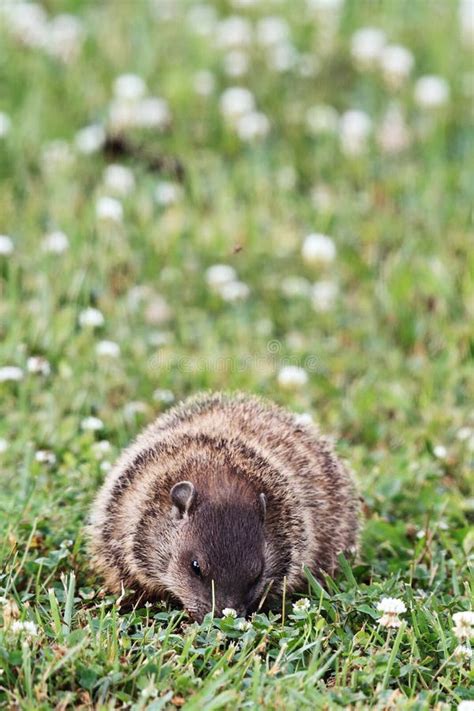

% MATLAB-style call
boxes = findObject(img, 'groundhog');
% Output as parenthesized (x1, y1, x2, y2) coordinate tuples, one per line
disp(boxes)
(89, 392, 359, 621)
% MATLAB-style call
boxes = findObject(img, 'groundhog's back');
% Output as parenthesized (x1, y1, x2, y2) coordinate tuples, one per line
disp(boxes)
(90, 392, 359, 594)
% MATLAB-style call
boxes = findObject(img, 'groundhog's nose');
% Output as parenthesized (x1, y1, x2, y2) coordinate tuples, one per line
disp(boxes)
(187, 609, 205, 623)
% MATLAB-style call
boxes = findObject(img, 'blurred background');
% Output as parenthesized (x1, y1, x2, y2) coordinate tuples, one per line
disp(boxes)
(0, 0, 472, 527)
(0, 2, 473, 707)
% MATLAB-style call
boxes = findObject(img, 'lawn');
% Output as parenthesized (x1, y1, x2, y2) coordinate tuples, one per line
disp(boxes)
(0, 0, 473, 708)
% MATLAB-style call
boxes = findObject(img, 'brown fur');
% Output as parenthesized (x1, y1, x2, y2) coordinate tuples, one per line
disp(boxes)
(88, 392, 359, 620)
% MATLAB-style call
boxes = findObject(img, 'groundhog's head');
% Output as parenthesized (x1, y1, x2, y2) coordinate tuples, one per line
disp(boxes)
(164, 480, 268, 622)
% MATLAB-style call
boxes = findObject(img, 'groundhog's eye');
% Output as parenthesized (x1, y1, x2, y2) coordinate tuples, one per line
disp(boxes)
(191, 560, 202, 577)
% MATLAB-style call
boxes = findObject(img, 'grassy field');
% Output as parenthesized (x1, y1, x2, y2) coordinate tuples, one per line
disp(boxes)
(1, 0, 473, 708)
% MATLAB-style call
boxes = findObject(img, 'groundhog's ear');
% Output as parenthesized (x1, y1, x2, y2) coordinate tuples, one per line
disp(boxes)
(258, 493, 266, 522)
(170, 481, 196, 518)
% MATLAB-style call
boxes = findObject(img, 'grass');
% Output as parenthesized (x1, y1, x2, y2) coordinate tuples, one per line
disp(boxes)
(0, 0, 473, 708)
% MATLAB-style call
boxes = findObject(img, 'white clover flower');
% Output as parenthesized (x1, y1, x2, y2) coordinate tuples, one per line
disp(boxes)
(377, 597, 407, 628)
(276, 166, 297, 191)
(100, 461, 112, 473)
(0, 112, 11, 138)
(294, 413, 314, 427)
(206, 264, 237, 290)
(414, 76, 450, 109)
(0, 235, 14, 256)
(92, 440, 111, 458)
(454, 644, 473, 661)
(311, 184, 335, 213)
(376, 104, 411, 154)
(10, 620, 38, 638)
(307, 0, 344, 11)
(27, 356, 51, 376)
(377, 597, 407, 614)
(216, 16, 252, 49)
(42, 230, 69, 254)
(79, 307, 104, 328)
(306, 105, 339, 135)
(277, 365, 309, 391)
(235, 111, 270, 141)
(75, 124, 106, 154)
(150, 0, 177, 21)
(47, 13, 84, 63)
(281, 276, 311, 298)
(231, 0, 258, 7)
(41, 140, 75, 172)
(459, 0, 474, 45)
(457, 426, 474, 441)
(267, 42, 297, 73)
(2, 2, 49, 49)
(222, 607, 237, 618)
(219, 280, 250, 302)
(456, 427, 474, 451)
(313, 0, 346, 16)
(134, 97, 171, 129)
(351, 27, 386, 69)
(458, 703, 474, 711)
(307, 0, 344, 45)
(306, 0, 344, 34)
(378, 615, 405, 629)
(302, 233, 336, 266)
(205, 265, 249, 302)
(298, 54, 320, 78)
(113, 73, 147, 102)
(433, 445, 447, 459)
(237, 619, 252, 631)
(0, 439, 8, 454)
(224, 50, 249, 78)
(108, 96, 170, 133)
(103, 164, 135, 197)
(81, 416, 104, 432)
(193, 70, 215, 96)
(148, 331, 172, 347)
(144, 296, 172, 325)
(380, 44, 414, 88)
(155, 181, 181, 206)
(293, 597, 311, 613)
(452, 611, 474, 641)
(339, 110, 372, 156)
(219, 87, 255, 122)
(153, 388, 175, 404)
(96, 340, 120, 358)
(35, 450, 56, 465)
(186, 4, 217, 37)
(311, 280, 338, 312)
(95, 196, 123, 224)
(127, 284, 151, 308)
(379, 614, 402, 628)
(108, 100, 139, 133)
(256, 17, 289, 47)
(0, 366, 24, 383)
